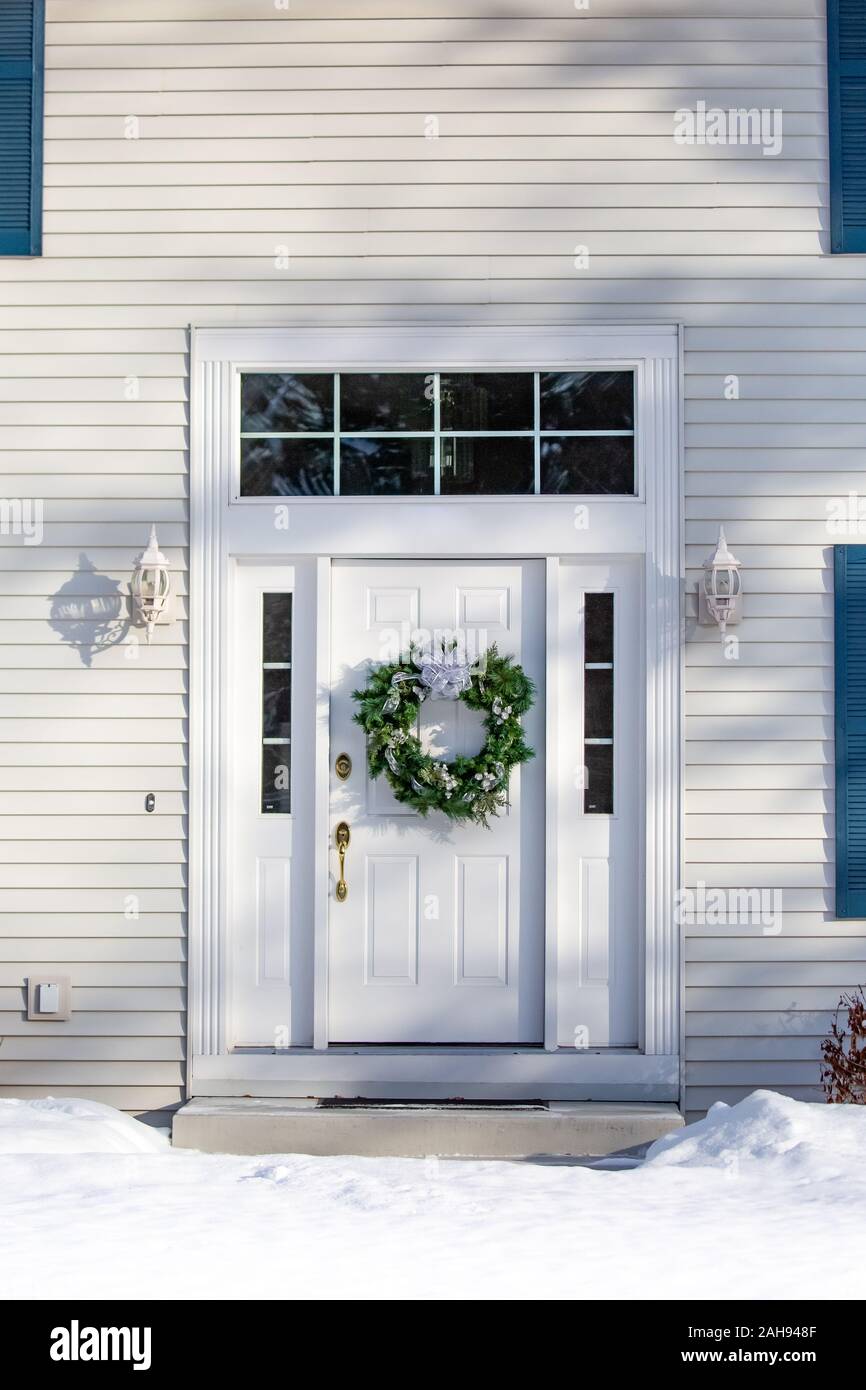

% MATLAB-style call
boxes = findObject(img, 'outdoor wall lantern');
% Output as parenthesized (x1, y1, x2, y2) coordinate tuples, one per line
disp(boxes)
(132, 525, 172, 642)
(700, 526, 742, 640)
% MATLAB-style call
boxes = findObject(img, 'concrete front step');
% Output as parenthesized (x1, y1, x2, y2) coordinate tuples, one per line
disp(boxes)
(172, 1098, 684, 1159)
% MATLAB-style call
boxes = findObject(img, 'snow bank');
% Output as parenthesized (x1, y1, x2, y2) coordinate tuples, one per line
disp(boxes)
(646, 1088, 866, 1173)
(0, 1091, 864, 1298)
(0, 1097, 169, 1155)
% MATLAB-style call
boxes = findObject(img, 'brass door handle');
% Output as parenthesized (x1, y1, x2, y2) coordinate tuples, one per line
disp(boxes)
(335, 821, 351, 902)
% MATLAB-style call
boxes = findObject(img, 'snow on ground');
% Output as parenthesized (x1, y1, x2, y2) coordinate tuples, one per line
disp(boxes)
(0, 1097, 168, 1155)
(0, 1090, 864, 1300)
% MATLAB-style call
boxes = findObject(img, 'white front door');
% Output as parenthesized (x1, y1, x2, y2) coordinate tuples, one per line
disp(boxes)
(328, 560, 545, 1044)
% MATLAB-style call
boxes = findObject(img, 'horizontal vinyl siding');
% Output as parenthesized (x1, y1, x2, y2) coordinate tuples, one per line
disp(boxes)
(683, 229, 851, 1117)
(0, 0, 854, 1114)
(1, 5, 190, 1113)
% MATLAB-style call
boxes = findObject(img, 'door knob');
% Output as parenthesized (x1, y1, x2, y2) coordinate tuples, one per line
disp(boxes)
(334, 821, 351, 902)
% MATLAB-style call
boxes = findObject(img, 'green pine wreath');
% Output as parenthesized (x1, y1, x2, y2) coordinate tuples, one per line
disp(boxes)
(352, 643, 535, 827)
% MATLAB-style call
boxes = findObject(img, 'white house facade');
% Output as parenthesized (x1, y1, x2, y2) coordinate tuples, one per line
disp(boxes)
(0, 0, 862, 1127)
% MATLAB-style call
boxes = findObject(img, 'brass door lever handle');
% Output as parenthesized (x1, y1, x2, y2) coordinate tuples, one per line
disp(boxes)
(335, 821, 350, 902)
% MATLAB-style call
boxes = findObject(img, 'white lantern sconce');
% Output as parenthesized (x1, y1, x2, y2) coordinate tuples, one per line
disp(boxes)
(699, 526, 743, 640)
(132, 525, 172, 642)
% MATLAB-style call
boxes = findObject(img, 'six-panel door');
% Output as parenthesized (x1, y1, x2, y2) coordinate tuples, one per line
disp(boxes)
(328, 561, 545, 1043)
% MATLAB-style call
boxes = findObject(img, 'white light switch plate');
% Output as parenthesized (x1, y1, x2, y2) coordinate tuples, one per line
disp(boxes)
(26, 975, 71, 1022)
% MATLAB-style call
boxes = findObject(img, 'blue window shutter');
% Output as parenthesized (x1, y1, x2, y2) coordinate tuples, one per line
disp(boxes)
(0, 0, 43, 256)
(834, 546, 866, 917)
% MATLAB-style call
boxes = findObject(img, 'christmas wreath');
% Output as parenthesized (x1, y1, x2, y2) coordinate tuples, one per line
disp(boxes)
(352, 643, 535, 826)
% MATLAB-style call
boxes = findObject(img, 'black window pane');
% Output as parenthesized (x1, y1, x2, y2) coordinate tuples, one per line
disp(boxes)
(540, 436, 634, 495)
(440, 437, 534, 495)
(241, 373, 333, 432)
(340, 437, 434, 495)
(340, 373, 433, 432)
(261, 593, 291, 815)
(439, 373, 533, 431)
(584, 668, 613, 740)
(241, 437, 334, 497)
(262, 592, 292, 665)
(584, 743, 613, 815)
(262, 744, 291, 815)
(262, 669, 291, 740)
(540, 371, 634, 431)
(585, 592, 614, 664)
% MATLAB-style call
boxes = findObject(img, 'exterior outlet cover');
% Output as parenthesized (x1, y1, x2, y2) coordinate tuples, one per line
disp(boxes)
(27, 975, 71, 1022)
(39, 983, 59, 1012)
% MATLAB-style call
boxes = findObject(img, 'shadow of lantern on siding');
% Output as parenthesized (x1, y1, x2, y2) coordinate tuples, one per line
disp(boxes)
(49, 554, 130, 668)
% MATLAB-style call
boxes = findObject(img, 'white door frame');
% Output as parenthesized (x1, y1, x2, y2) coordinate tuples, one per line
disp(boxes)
(189, 324, 682, 1100)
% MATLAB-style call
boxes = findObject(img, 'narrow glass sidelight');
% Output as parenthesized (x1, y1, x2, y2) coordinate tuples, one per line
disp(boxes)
(261, 592, 292, 814)
(583, 592, 614, 814)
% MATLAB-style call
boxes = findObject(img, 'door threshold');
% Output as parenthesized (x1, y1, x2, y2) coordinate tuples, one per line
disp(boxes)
(326, 1042, 547, 1050)
(194, 1049, 678, 1103)
(231, 1045, 641, 1056)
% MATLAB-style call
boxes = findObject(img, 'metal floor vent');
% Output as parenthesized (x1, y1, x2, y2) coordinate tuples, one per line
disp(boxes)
(317, 1098, 549, 1110)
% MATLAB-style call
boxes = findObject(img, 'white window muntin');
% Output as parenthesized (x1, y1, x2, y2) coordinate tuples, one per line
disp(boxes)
(232, 366, 638, 502)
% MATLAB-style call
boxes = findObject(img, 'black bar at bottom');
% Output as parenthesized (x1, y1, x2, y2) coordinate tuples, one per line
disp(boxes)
(0, 1299, 852, 1371)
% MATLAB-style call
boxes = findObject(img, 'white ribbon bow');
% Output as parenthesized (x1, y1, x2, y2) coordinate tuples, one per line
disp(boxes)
(415, 647, 476, 700)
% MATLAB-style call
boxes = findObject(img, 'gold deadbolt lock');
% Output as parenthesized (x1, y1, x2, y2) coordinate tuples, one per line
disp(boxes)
(334, 821, 351, 902)
(335, 752, 352, 781)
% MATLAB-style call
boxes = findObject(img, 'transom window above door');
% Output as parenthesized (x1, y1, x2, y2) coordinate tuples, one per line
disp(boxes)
(238, 370, 635, 497)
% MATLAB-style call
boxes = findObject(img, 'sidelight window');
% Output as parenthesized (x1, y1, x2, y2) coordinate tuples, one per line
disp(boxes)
(583, 591, 614, 815)
(260, 592, 292, 814)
